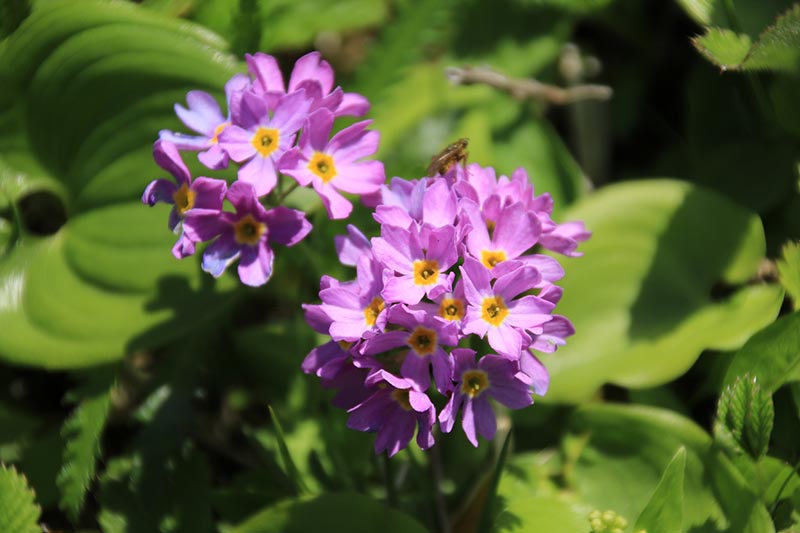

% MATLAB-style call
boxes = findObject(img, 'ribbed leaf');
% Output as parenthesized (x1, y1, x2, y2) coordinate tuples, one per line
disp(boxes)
(0, 0, 239, 369)
(57, 371, 114, 522)
(0, 464, 41, 533)
(715, 374, 774, 459)
(268, 406, 309, 495)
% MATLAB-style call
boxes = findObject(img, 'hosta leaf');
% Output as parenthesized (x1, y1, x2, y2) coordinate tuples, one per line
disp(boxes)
(0, 464, 41, 533)
(692, 5, 800, 72)
(0, 0, 239, 369)
(715, 375, 774, 459)
(778, 241, 800, 310)
(633, 447, 686, 533)
(723, 311, 800, 393)
(539, 179, 783, 403)
(57, 370, 115, 522)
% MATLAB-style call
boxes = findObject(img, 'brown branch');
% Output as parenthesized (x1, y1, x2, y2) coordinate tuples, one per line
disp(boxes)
(445, 65, 612, 105)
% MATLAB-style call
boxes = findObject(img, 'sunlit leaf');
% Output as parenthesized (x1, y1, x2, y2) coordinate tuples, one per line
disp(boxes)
(715, 374, 774, 459)
(539, 179, 783, 403)
(633, 447, 686, 533)
(778, 241, 800, 310)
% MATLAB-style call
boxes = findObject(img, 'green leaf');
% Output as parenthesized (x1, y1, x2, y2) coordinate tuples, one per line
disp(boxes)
(568, 403, 774, 532)
(538, 179, 783, 403)
(0, 0, 239, 368)
(778, 241, 800, 311)
(268, 406, 309, 495)
(692, 5, 800, 72)
(230, 493, 428, 533)
(511, 0, 613, 13)
(0, 0, 31, 39)
(478, 431, 513, 533)
(715, 374, 775, 459)
(0, 464, 41, 533)
(494, 496, 588, 532)
(57, 370, 114, 522)
(633, 447, 687, 533)
(724, 311, 800, 393)
(692, 28, 752, 69)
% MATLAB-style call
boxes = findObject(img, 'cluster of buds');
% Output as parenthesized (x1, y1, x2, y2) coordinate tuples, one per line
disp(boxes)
(302, 162, 590, 455)
(142, 52, 385, 286)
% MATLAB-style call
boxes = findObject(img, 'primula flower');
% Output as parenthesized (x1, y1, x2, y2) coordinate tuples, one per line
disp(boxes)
(334, 224, 372, 266)
(159, 74, 249, 169)
(347, 370, 435, 457)
(439, 348, 533, 447)
(319, 253, 388, 341)
(183, 181, 311, 286)
(359, 305, 458, 393)
(372, 224, 458, 305)
(218, 90, 311, 196)
(280, 109, 385, 219)
(461, 258, 555, 359)
(374, 178, 459, 231)
(142, 140, 226, 258)
(462, 201, 541, 272)
(246, 51, 369, 117)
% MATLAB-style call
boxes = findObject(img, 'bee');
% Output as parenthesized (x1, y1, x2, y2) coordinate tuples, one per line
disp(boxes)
(426, 138, 469, 176)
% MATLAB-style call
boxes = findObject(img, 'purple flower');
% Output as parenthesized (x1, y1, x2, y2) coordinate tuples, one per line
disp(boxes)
(462, 201, 541, 272)
(439, 348, 533, 447)
(141, 140, 226, 258)
(359, 305, 458, 392)
(334, 224, 372, 266)
(372, 224, 458, 305)
(319, 253, 388, 341)
(461, 258, 554, 359)
(347, 370, 435, 456)
(374, 178, 458, 230)
(246, 51, 369, 117)
(183, 181, 311, 286)
(218, 90, 311, 196)
(280, 109, 385, 219)
(158, 74, 249, 169)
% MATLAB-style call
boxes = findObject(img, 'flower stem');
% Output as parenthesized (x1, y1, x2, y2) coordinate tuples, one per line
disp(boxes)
(382, 453, 398, 508)
(429, 437, 451, 533)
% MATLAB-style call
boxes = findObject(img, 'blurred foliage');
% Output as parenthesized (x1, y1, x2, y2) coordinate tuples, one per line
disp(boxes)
(0, 0, 799, 531)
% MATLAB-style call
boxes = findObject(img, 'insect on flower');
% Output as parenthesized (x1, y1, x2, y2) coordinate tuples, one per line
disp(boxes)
(426, 138, 469, 176)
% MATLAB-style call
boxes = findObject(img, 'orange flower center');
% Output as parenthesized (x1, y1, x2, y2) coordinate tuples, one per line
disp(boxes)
(172, 183, 196, 217)
(308, 152, 337, 183)
(391, 389, 413, 411)
(481, 249, 507, 269)
(407, 326, 437, 356)
(363, 296, 385, 326)
(461, 370, 489, 398)
(481, 295, 508, 326)
(438, 298, 465, 322)
(413, 259, 439, 285)
(211, 121, 230, 144)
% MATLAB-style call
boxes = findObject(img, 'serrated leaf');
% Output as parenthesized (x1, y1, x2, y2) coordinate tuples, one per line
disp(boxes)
(634, 447, 687, 533)
(778, 241, 800, 310)
(57, 372, 114, 522)
(715, 375, 774, 459)
(724, 311, 800, 393)
(0, 464, 41, 533)
(230, 492, 428, 533)
(692, 28, 752, 69)
(538, 180, 783, 403)
(692, 5, 800, 72)
(0, 0, 239, 369)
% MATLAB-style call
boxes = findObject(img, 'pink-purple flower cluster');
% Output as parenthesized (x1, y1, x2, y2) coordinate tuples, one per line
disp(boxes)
(302, 164, 590, 455)
(142, 52, 385, 286)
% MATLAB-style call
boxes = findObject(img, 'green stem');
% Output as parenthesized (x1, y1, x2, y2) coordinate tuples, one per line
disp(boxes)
(383, 453, 398, 508)
(429, 436, 451, 533)
(770, 457, 800, 515)
(273, 181, 300, 205)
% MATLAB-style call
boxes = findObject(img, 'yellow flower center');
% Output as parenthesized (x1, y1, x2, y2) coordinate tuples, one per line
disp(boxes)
(172, 183, 196, 217)
(407, 326, 437, 356)
(486, 219, 496, 233)
(438, 298, 465, 322)
(211, 121, 230, 144)
(251, 127, 280, 157)
(391, 389, 413, 411)
(413, 259, 440, 285)
(337, 341, 353, 351)
(481, 295, 508, 326)
(461, 369, 489, 398)
(233, 214, 267, 245)
(308, 152, 337, 183)
(363, 296, 385, 326)
(481, 249, 507, 269)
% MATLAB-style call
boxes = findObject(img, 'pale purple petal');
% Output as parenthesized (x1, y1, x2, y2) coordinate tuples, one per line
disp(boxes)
(176, 91, 223, 136)
(142, 178, 177, 206)
(218, 126, 257, 162)
(171, 232, 196, 259)
(304, 108, 335, 151)
(461, 398, 479, 447)
(238, 243, 274, 286)
(360, 331, 407, 355)
(518, 352, 549, 396)
(153, 140, 191, 185)
(238, 156, 278, 197)
(198, 144, 230, 170)
(336, 92, 370, 117)
(289, 51, 334, 94)
(493, 266, 541, 300)
(191, 177, 227, 210)
(202, 234, 241, 277)
(487, 324, 522, 359)
(272, 90, 312, 134)
(400, 351, 431, 391)
(246, 52, 286, 94)
(335, 224, 371, 266)
(328, 122, 378, 163)
(313, 181, 353, 220)
(382, 275, 426, 305)
(158, 130, 209, 151)
(182, 210, 228, 242)
(333, 161, 385, 195)
(493, 204, 540, 257)
(473, 398, 497, 442)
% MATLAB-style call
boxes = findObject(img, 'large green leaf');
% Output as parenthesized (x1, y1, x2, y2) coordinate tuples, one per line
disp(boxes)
(538, 179, 782, 403)
(568, 404, 774, 533)
(633, 447, 686, 533)
(723, 311, 800, 393)
(229, 493, 428, 533)
(0, 0, 239, 368)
